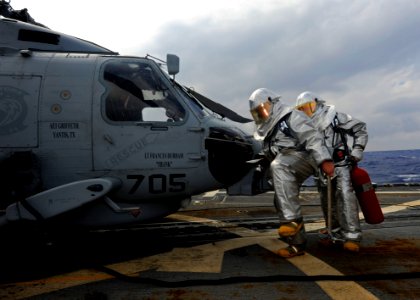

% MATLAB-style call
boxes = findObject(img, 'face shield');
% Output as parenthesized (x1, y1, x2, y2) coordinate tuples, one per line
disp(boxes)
(296, 101, 317, 117)
(250, 100, 272, 124)
(249, 88, 281, 124)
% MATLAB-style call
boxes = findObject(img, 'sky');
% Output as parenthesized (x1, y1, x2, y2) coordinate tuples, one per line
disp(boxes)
(9, 0, 420, 151)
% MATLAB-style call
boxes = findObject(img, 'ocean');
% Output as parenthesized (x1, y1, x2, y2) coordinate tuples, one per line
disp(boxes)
(359, 149, 420, 185)
(305, 149, 420, 186)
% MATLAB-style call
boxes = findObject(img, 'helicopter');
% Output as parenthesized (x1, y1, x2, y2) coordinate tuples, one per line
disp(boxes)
(0, 1, 268, 229)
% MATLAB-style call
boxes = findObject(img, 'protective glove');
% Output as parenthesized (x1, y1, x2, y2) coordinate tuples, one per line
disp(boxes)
(321, 160, 335, 177)
(351, 146, 364, 162)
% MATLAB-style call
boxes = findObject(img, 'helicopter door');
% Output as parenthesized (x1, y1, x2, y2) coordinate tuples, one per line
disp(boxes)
(0, 75, 40, 147)
(92, 59, 203, 172)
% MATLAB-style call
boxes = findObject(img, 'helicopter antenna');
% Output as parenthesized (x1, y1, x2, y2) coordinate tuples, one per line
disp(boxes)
(146, 54, 166, 65)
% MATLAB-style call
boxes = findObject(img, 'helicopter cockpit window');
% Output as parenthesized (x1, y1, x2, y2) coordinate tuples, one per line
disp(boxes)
(102, 61, 185, 123)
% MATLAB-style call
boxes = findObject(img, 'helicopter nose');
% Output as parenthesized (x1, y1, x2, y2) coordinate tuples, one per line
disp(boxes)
(205, 127, 255, 186)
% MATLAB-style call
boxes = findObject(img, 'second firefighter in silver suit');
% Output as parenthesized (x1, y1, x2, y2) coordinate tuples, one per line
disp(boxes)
(296, 91, 368, 252)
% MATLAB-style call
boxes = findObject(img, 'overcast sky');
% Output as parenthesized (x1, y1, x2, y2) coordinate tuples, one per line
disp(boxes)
(10, 0, 420, 151)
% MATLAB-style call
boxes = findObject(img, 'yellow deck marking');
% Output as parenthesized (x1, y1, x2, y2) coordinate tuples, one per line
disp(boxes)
(171, 214, 379, 300)
(358, 199, 420, 220)
(2, 199, 419, 299)
(109, 235, 273, 274)
(0, 270, 114, 299)
(380, 199, 420, 213)
(377, 191, 420, 194)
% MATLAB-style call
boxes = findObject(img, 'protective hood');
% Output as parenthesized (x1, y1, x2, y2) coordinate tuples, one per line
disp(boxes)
(312, 104, 337, 130)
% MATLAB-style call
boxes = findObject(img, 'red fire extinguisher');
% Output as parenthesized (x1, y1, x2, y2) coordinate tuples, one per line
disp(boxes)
(351, 164, 384, 224)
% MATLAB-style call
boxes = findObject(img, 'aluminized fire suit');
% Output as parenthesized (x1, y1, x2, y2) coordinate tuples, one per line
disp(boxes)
(310, 103, 368, 243)
(249, 88, 333, 255)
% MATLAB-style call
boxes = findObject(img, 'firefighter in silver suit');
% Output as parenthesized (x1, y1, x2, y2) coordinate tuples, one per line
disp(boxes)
(296, 91, 368, 252)
(249, 88, 334, 258)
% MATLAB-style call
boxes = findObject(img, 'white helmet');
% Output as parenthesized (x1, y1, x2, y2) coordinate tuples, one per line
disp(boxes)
(296, 91, 323, 117)
(249, 88, 281, 124)
(296, 91, 319, 107)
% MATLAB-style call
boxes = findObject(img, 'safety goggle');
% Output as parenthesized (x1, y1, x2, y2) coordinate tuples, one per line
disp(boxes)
(296, 101, 317, 117)
(250, 100, 272, 124)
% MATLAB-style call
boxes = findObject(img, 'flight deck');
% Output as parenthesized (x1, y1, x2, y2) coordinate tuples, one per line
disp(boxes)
(1, 186, 420, 300)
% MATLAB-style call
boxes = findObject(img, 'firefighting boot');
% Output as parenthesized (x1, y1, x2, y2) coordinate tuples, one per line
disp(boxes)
(278, 221, 303, 238)
(343, 240, 360, 252)
(277, 245, 305, 258)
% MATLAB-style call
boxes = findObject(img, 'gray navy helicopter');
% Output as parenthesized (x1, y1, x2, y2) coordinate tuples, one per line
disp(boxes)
(0, 1, 268, 229)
